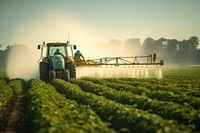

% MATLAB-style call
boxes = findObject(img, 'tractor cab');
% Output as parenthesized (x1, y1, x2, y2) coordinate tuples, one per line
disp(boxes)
(47, 43, 68, 70)
(48, 45, 67, 58)
(38, 42, 77, 82)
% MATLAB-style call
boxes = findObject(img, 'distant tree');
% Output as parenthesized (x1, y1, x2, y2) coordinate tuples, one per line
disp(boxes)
(187, 36, 200, 62)
(7, 45, 10, 49)
(142, 36, 200, 63)
(176, 39, 188, 62)
(164, 39, 179, 61)
(188, 36, 199, 51)
(107, 39, 121, 50)
(123, 38, 142, 54)
(142, 37, 155, 54)
(124, 38, 141, 47)
(99, 39, 122, 56)
(179, 39, 188, 52)
(142, 37, 167, 57)
(156, 38, 168, 54)
(176, 37, 200, 63)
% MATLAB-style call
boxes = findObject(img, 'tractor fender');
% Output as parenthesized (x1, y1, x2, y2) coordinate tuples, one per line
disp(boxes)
(66, 57, 74, 63)
(42, 57, 48, 63)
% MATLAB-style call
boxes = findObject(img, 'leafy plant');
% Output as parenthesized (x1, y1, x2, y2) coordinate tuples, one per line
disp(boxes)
(0, 84, 13, 110)
(52, 79, 193, 133)
(28, 80, 115, 133)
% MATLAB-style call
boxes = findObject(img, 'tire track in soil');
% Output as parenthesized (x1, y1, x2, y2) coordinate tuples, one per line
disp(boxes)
(0, 92, 31, 133)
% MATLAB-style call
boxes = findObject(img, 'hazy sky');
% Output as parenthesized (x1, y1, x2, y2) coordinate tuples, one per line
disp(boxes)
(0, 0, 200, 49)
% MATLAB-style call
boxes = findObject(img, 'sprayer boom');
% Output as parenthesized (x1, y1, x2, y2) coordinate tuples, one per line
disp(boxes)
(77, 53, 164, 67)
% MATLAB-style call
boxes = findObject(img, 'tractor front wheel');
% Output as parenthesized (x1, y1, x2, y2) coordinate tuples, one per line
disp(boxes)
(39, 62, 49, 82)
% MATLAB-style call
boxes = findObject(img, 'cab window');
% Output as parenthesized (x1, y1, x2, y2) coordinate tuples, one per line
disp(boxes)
(49, 46, 67, 57)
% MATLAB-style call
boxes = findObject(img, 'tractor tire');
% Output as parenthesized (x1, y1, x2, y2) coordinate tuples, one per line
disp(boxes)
(67, 62, 76, 78)
(39, 62, 49, 82)
(49, 70, 55, 83)
(63, 69, 70, 81)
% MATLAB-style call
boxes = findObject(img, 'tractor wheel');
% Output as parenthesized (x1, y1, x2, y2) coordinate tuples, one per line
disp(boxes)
(67, 62, 76, 78)
(63, 69, 70, 81)
(49, 70, 55, 83)
(39, 62, 49, 82)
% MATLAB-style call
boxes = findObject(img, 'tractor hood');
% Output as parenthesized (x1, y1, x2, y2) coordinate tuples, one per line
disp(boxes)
(52, 55, 65, 70)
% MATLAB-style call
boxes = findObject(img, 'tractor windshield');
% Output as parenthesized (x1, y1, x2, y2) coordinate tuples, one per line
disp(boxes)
(48, 46, 67, 57)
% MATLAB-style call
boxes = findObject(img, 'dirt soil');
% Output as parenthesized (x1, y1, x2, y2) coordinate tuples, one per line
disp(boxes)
(0, 92, 31, 133)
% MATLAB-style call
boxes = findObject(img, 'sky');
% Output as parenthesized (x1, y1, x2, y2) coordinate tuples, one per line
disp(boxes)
(0, 0, 200, 50)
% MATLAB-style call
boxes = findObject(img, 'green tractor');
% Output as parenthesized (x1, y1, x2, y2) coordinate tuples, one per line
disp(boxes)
(38, 41, 77, 82)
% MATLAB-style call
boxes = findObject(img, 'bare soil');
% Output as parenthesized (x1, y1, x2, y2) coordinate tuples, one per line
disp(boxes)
(0, 92, 31, 133)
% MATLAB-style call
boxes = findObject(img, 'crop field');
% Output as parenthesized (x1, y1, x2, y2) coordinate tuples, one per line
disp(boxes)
(0, 66, 200, 133)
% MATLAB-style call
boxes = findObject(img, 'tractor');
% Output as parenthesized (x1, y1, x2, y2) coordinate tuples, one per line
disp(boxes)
(38, 41, 164, 82)
(38, 41, 76, 82)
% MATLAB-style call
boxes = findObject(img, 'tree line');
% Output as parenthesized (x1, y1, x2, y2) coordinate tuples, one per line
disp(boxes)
(142, 36, 200, 63)
(121, 36, 200, 63)
(0, 36, 200, 68)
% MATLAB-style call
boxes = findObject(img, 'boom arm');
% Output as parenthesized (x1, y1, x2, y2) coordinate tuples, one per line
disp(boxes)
(77, 53, 164, 67)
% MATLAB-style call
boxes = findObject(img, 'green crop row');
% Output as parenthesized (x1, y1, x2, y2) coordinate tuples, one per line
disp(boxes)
(105, 78, 200, 98)
(81, 77, 200, 110)
(104, 78, 199, 95)
(9, 78, 25, 94)
(68, 78, 200, 131)
(0, 84, 13, 111)
(52, 79, 193, 133)
(28, 80, 115, 133)
(106, 78, 200, 98)
(0, 78, 25, 111)
(0, 78, 8, 87)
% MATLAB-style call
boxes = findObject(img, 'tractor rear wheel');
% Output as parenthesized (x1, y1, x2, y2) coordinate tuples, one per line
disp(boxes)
(67, 62, 76, 78)
(39, 62, 49, 82)
(63, 69, 70, 81)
